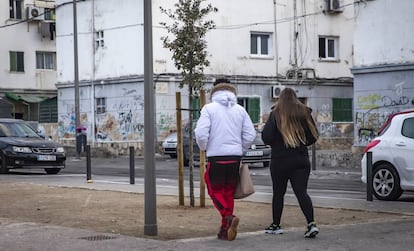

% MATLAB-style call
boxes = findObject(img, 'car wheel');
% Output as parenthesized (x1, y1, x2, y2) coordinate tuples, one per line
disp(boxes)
(45, 168, 61, 175)
(169, 153, 177, 159)
(0, 152, 9, 174)
(263, 161, 270, 168)
(372, 163, 403, 201)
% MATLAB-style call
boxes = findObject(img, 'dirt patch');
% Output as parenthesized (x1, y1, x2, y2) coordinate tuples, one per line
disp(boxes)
(0, 183, 409, 240)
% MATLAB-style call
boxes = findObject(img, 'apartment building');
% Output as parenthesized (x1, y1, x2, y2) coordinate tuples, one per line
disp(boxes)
(0, 0, 57, 126)
(55, 0, 356, 167)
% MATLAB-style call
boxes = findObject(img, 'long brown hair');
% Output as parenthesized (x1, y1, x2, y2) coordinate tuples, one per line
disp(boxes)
(273, 88, 319, 148)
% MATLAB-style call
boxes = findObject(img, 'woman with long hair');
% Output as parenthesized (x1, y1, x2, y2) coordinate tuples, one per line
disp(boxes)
(261, 87, 319, 238)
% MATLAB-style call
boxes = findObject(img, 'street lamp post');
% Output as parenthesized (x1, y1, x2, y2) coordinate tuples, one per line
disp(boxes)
(73, 0, 81, 158)
(143, 0, 157, 236)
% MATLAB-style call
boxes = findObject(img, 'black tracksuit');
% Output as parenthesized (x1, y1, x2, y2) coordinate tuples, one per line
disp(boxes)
(261, 111, 316, 225)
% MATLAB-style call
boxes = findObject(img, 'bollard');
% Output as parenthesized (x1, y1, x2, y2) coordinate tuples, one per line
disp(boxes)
(311, 144, 316, 170)
(129, 146, 135, 184)
(366, 151, 373, 201)
(86, 145, 92, 182)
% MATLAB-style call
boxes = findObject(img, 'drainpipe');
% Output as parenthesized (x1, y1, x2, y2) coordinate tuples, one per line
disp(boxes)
(91, 0, 96, 146)
(273, 0, 279, 77)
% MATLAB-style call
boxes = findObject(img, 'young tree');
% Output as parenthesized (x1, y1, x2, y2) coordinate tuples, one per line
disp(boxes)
(160, 0, 217, 207)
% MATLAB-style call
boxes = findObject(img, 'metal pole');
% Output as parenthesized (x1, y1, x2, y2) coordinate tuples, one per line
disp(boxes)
(73, 0, 81, 159)
(130, 146, 135, 184)
(143, 0, 157, 236)
(86, 145, 92, 181)
(311, 144, 316, 170)
(366, 151, 373, 201)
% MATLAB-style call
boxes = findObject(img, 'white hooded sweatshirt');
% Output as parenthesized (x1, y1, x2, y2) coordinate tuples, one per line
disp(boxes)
(195, 83, 256, 157)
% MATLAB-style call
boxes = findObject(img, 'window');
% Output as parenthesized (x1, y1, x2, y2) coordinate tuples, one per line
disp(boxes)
(251, 33, 271, 56)
(402, 118, 414, 139)
(319, 36, 339, 60)
(39, 97, 58, 123)
(95, 30, 105, 49)
(96, 97, 106, 114)
(332, 98, 352, 122)
(44, 8, 56, 21)
(36, 52, 56, 70)
(9, 51, 24, 72)
(238, 97, 260, 123)
(9, 0, 23, 19)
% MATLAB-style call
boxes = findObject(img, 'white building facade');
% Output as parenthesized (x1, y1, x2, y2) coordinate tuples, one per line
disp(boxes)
(352, 0, 414, 146)
(0, 0, 57, 125)
(56, 0, 357, 167)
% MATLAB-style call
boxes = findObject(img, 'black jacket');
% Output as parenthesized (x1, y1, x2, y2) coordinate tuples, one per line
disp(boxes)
(261, 109, 318, 159)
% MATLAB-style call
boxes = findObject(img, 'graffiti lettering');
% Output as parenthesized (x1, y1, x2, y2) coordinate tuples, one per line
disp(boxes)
(381, 96, 410, 107)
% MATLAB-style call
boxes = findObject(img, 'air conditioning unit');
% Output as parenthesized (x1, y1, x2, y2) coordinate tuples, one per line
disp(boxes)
(27, 6, 44, 21)
(327, 0, 343, 13)
(271, 85, 285, 99)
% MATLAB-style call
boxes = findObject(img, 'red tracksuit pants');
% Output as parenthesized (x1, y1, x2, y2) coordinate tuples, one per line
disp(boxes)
(204, 156, 241, 228)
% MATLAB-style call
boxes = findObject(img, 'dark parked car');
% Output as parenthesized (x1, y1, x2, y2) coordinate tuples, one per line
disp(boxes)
(0, 119, 66, 174)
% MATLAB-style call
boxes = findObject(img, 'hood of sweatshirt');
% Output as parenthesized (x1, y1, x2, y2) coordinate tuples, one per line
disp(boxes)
(210, 83, 237, 107)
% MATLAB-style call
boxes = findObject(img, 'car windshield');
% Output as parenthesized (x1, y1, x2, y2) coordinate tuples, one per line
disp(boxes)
(0, 122, 41, 138)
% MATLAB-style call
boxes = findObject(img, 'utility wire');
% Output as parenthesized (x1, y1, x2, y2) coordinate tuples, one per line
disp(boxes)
(2, 0, 363, 31)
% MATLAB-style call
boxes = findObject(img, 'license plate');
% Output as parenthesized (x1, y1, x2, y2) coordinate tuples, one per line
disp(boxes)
(165, 143, 175, 148)
(38, 155, 56, 161)
(245, 151, 263, 157)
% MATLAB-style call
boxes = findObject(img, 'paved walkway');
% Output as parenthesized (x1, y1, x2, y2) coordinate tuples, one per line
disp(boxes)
(1, 162, 414, 251)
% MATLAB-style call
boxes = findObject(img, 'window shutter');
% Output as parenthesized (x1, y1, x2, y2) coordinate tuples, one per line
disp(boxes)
(247, 97, 260, 123)
(39, 97, 58, 123)
(332, 98, 352, 122)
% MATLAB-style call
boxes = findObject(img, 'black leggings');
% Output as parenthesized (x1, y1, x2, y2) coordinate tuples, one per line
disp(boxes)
(270, 155, 314, 225)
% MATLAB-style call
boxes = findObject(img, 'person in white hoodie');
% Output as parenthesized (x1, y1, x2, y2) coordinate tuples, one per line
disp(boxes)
(195, 78, 256, 241)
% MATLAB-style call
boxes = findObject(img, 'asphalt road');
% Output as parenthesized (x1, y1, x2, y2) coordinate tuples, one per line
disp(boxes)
(52, 155, 368, 200)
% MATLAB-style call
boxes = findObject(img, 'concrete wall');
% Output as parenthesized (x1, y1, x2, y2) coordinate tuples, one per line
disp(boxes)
(353, 64, 414, 146)
(353, 0, 414, 146)
(353, 0, 414, 67)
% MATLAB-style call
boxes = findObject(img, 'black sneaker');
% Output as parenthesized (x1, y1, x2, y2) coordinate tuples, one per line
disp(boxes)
(265, 223, 284, 234)
(304, 222, 319, 238)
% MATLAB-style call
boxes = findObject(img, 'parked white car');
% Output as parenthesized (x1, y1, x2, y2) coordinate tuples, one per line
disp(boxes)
(361, 110, 414, 200)
(162, 132, 177, 158)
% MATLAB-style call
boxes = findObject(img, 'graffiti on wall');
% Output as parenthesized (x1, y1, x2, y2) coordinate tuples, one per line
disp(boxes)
(315, 104, 331, 123)
(97, 90, 145, 141)
(314, 103, 353, 137)
(157, 113, 175, 134)
(58, 100, 89, 138)
(355, 81, 414, 145)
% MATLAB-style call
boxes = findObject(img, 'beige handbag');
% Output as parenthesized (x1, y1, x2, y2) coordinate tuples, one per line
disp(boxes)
(234, 163, 255, 199)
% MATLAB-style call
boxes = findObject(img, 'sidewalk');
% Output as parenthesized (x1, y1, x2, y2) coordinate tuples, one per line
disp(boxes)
(1, 162, 414, 250)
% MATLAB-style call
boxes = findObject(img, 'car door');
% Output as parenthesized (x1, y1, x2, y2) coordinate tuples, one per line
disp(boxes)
(390, 116, 414, 184)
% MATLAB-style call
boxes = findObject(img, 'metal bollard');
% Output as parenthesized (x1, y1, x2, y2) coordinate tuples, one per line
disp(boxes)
(129, 146, 135, 184)
(366, 151, 373, 201)
(86, 145, 92, 182)
(311, 144, 316, 170)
